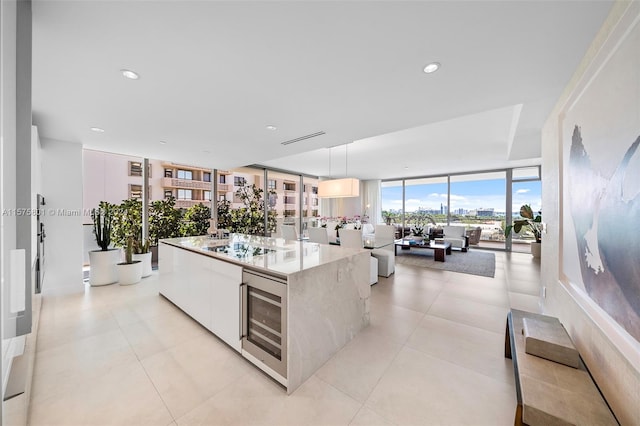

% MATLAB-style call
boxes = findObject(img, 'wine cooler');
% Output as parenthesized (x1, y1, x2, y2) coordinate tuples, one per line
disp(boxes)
(241, 270, 287, 379)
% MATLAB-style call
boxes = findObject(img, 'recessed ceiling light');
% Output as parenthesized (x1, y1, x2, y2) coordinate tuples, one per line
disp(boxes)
(203, 150, 211, 154)
(90, 127, 105, 133)
(266, 125, 277, 131)
(120, 69, 140, 80)
(423, 62, 440, 74)
(159, 140, 167, 145)
(404, 166, 409, 170)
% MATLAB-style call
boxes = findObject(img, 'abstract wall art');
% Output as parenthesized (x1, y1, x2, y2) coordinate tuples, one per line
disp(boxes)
(562, 18, 640, 342)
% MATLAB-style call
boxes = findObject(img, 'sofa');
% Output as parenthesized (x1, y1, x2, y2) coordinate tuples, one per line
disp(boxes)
(436, 226, 469, 252)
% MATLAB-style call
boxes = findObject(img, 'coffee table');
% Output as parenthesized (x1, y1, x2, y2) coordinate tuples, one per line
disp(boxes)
(394, 239, 452, 262)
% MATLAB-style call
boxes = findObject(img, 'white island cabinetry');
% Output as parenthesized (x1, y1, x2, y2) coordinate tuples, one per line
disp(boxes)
(207, 257, 242, 352)
(159, 243, 242, 351)
(159, 234, 370, 393)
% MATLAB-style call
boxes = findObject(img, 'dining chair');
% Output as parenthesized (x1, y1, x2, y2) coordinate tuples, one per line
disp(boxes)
(308, 227, 329, 244)
(372, 224, 396, 277)
(338, 229, 378, 285)
(281, 225, 298, 241)
(374, 225, 396, 252)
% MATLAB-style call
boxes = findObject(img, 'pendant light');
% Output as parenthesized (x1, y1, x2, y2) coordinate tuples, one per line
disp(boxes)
(318, 144, 360, 198)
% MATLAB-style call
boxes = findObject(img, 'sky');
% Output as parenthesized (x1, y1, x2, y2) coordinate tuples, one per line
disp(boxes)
(381, 179, 542, 213)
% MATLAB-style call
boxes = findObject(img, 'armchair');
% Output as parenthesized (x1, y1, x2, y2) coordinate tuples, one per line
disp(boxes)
(466, 227, 482, 245)
(436, 226, 469, 252)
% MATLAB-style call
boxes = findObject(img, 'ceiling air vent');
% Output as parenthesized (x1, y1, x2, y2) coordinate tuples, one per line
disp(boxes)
(280, 131, 326, 146)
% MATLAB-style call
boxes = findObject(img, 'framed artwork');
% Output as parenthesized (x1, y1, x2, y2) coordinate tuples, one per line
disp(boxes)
(561, 14, 640, 342)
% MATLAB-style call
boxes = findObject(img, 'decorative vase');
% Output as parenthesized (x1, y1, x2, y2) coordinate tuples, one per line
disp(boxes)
(531, 241, 541, 258)
(133, 252, 152, 277)
(117, 261, 143, 285)
(88, 249, 120, 286)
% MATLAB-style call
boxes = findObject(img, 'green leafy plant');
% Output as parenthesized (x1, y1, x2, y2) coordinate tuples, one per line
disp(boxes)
(411, 225, 425, 237)
(505, 204, 542, 243)
(216, 198, 233, 231)
(91, 202, 113, 251)
(180, 203, 211, 237)
(382, 211, 393, 225)
(223, 183, 277, 236)
(149, 196, 182, 245)
(111, 198, 142, 248)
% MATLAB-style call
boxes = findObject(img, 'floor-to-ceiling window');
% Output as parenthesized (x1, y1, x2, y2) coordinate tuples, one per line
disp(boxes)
(404, 177, 449, 234)
(302, 176, 320, 237)
(450, 172, 507, 250)
(266, 170, 301, 237)
(511, 167, 542, 253)
(381, 167, 540, 251)
(381, 179, 404, 233)
(218, 167, 320, 237)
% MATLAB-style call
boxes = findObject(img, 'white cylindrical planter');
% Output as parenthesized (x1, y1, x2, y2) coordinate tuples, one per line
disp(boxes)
(531, 242, 541, 258)
(89, 249, 120, 286)
(133, 252, 152, 277)
(117, 261, 143, 285)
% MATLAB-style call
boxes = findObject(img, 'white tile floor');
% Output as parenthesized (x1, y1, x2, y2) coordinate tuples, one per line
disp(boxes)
(29, 251, 541, 426)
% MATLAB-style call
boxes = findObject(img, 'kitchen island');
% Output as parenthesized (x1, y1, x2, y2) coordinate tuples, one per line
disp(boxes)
(159, 234, 371, 393)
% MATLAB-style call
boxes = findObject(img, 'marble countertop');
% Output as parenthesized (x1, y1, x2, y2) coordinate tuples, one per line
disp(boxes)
(160, 234, 366, 277)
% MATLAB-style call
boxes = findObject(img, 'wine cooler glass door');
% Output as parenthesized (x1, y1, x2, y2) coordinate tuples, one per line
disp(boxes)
(241, 270, 287, 378)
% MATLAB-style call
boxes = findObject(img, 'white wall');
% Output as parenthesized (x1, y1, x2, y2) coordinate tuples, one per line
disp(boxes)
(1, 0, 19, 410)
(82, 149, 164, 225)
(1, 0, 19, 339)
(31, 126, 41, 266)
(41, 138, 83, 291)
(541, 2, 640, 424)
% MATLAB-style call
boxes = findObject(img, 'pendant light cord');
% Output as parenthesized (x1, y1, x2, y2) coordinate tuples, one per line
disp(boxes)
(345, 144, 348, 177)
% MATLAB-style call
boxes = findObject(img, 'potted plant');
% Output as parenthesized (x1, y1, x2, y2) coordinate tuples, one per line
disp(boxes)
(149, 196, 183, 262)
(505, 204, 542, 258)
(411, 225, 425, 242)
(89, 202, 120, 286)
(382, 211, 393, 226)
(117, 236, 143, 285)
(133, 232, 152, 278)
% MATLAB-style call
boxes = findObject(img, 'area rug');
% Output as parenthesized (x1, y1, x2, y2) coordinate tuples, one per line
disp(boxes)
(395, 249, 496, 278)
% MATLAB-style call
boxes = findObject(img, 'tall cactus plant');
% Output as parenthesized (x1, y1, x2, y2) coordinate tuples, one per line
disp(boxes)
(91, 202, 112, 251)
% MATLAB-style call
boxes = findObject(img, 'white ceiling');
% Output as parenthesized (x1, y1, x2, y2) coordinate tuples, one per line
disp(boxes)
(31, 0, 613, 180)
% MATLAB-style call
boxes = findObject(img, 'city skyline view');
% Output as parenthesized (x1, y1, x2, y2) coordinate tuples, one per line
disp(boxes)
(381, 178, 541, 215)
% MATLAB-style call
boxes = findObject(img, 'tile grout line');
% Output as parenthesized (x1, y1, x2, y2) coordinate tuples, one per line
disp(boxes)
(357, 272, 441, 412)
(112, 302, 177, 424)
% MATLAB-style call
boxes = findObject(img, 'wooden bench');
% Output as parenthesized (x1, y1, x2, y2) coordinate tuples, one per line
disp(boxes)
(505, 309, 619, 426)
